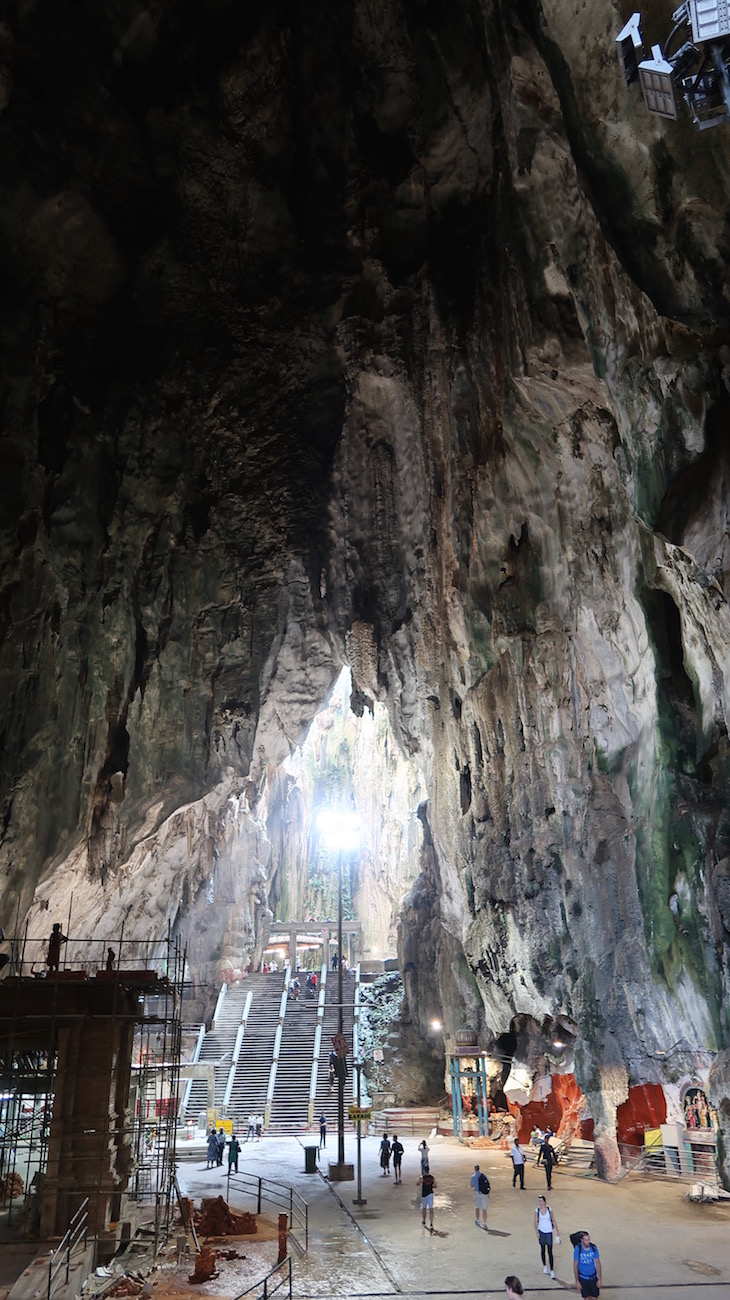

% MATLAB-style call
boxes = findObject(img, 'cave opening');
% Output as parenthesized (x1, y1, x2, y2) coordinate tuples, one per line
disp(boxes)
(263, 666, 428, 968)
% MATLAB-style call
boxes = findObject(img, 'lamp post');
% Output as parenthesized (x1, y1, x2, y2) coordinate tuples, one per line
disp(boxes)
(317, 808, 360, 1180)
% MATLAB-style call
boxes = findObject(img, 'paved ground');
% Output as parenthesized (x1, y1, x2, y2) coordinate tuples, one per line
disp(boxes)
(177, 1131, 730, 1298)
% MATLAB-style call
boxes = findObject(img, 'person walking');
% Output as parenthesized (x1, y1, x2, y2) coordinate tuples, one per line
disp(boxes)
(227, 1132, 241, 1174)
(537, 1135, 556, 1189)
(535, 1194, 559, 1278)
(469, 1163, 490, 1229)
(510, 1137, 526, 1189)
(418, 1166, 436, 1232)
(379, 1132, 391, 1176)
(206, 1127, 218, 1169)
(418, 1139, 430, 1173)
(247, 1113, 256, 1142)
(319, 1113, 327, 1149)
(505, 1278, 524, 1299)
(573, 1231, 601, 1296)
(391, 1134, 404, 1183)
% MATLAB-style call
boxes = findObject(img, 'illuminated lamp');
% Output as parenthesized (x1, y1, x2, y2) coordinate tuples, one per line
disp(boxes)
(639, 45, 679, 116)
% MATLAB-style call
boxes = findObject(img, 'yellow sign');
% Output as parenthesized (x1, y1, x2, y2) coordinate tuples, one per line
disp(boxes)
(348, 1106, 372, 1121)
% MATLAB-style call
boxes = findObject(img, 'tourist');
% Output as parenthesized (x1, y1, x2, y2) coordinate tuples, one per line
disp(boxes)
(206, 1127, 218, 1169)
(379, 1132, 391, 1176)
(216, 1127, 225, 1166)
(391, 1134, 404, 1183)
(573, 1231, 601, 1296)
(534, 1193, 559, 1278)
(319, 1112, 327, 1149)
(247, 1113, 256, 1142)
(470, 1162, 490, 1229)
(255, 1114, 263, 1139)
(418, 1138, 430, 1173)
(105, 948, 116, 971)
(537, 1135, 556, 1189)
(418, 1166, 436, 1231)
(510, 1137, 526, 1189)
(227, 1131, 241, 1174)
(505, 1277, 524, 1299)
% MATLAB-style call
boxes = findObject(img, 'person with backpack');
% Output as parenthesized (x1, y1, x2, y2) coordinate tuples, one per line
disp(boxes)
(573, 1230, 601, 1296)
(391, 1134, 404, 1183)
(534, 1193, 559, 1278)
(379, 1132, 392, 1176)
(418, 1166, 437, 1231)
(537, 1135, 556, 1189)
(469, 1163, 490, 1229)
(227, 1132, 241, 1174)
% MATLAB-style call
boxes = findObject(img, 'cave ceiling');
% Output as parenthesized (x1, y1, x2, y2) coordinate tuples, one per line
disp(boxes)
(2, 0, 730, 1177)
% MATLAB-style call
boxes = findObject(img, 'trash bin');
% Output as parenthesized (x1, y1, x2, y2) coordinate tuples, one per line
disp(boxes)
(304, 1145, 318, 1173)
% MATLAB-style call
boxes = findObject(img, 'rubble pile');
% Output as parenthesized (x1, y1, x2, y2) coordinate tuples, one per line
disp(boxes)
(195, 1196, 257, 1238)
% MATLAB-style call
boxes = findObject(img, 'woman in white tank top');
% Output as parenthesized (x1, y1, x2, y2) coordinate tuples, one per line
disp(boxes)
(534, 1194, 559, 1278)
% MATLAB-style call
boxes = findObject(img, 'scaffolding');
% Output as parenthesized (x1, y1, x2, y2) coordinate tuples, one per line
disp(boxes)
(0, 925, 184, 1261)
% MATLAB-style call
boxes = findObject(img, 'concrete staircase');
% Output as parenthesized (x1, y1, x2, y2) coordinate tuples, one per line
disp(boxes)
(267, 981, 320, 1132)
(226, 973, 286, 1128)
(183, 968, 358, 1135)
(183, 982, 250, 1124)
(311, 971, 356, 1135)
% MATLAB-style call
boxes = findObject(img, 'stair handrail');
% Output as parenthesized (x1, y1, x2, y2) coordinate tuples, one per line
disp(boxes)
(48, 1197, 89, 1300)
(180, 1022, 207, 1118)
(211, 981, 228, 1030)
(223, 1020, 247, 1110)
(264, 986, 289, 1129)
(351, 966, 361, 1100)
(307, 965, 328, 1125)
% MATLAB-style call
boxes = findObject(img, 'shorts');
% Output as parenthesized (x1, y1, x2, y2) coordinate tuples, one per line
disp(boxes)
(578, 1278, 599, 1298)
(473, 1192, 489, 1209)
(421, 1193, 434, 1208)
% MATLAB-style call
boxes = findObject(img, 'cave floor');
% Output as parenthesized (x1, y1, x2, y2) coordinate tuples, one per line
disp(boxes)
(176, 1133, 730, 1298)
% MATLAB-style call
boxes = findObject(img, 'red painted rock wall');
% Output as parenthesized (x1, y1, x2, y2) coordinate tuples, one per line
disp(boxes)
(508, 1073, 592, 1142)
(616, 1083, 666, 1147)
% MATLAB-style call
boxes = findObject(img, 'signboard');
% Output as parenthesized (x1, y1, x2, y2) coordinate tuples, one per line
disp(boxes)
(348, 1106, 372, 1121)
(332, 1033, 349, 1058)
(373, 1048, 384, 1063)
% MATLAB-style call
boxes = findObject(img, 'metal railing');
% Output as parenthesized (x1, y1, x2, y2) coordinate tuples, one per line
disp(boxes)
(618, 1141, 719, 1185)
(226, 1171, 308, 1250)
(48, 1198, 89, 1300)
(233, 1255, 292, 1300)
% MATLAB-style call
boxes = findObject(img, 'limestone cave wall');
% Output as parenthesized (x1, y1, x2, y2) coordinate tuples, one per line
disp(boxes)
(1, 0, 730, 1177)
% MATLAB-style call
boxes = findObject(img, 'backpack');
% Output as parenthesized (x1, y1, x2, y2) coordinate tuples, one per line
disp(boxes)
(478, 1172, 490, 1195)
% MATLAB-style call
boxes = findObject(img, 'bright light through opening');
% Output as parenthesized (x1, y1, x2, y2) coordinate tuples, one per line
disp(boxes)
(431, 1019, 442, 1031)
(317, 809, 361, 852)
(553, 1040, 565, 1049)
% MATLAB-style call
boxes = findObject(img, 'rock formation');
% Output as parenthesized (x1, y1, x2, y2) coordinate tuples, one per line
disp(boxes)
(1, 0, 729, 1179)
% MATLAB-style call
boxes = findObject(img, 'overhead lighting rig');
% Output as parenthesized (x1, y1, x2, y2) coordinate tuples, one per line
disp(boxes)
(616, 2, 730, 128)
